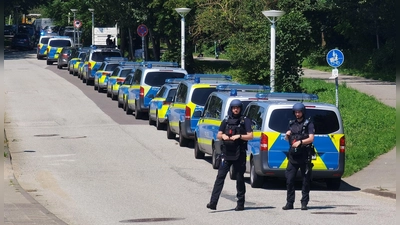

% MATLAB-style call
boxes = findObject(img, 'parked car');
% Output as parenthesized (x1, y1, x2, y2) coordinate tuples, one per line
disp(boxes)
(4, 25, 16, 38)
(46, 36, 74, 65)
(57, 47, 78, 69)
(37, 33, 58, 59)
(11, 33, 35, 50)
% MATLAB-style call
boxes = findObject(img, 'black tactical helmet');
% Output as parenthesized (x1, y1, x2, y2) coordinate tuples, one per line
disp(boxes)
(230, 99, 243, 111)
(292, 102, 305, 114)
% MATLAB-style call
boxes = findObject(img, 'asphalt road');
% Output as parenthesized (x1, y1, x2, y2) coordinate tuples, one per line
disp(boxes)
(4, 51, 396, 225)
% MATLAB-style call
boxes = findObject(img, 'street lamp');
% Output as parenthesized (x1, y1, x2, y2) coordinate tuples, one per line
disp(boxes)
(88, 8, 94, 45)
(70, 9, 77, 45)
(262, 10, 285, 93)
(175, 7, 191, 70)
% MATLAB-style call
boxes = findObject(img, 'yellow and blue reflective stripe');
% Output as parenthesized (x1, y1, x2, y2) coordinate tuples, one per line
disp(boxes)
(38, 44, 47, 55)
(47, 47, 63, 59)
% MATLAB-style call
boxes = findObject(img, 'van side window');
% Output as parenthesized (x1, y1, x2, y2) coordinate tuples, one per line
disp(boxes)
(203, 96, 222, 119)
(175, 84, 188, 103)
(124, 75, 133, 85)
(155, 87, 166, 98)
(246, 105, 264, 130)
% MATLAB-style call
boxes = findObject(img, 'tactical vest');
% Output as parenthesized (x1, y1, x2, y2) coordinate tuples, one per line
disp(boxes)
(288, 118, 311, 157)
(221, 115, 246, 160)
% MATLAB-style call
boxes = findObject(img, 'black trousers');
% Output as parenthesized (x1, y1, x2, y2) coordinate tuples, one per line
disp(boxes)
(285, 161, 312, 204)
(210, 152, 246, 206)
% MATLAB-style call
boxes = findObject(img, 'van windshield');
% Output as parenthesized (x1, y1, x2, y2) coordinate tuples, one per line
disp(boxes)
(268, 109, 340, 134)
(49, 40, 72, 47)
(144, 72, 186, 87)
(91, 52, 122, 62)
(40, 37, 50, 44)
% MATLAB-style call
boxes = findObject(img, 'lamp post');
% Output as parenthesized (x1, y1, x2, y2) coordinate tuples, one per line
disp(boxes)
(175, 7, 191, 70)
(262, 10, 285, 93)
(70, 9, 77, 45)
(88, 8, 94, 45)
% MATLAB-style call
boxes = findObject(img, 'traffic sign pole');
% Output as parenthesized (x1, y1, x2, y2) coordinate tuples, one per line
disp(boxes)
(327, 49, 344, 108)
(137, 24, 148, 61)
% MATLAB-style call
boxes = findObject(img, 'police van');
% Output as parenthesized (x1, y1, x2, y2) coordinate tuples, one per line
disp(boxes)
(36, 33, 58, 59)
(125, 61, 187, 119)
(93, 57, 127, 92)
(243, 95, 345, 190)
(81, 46, 122, 85)
(166, 74, 236, 147)
(46, 36, 74, 65)
(107, 62, 141, 100)
(194, 84, 270, 169)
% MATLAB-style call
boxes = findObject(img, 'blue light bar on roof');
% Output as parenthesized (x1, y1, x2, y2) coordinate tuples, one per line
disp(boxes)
(165, 78, 186, 84)
(51, 36, 70, 39)
(104, 57, 127, 62)
(184, 74, 232, 81)
(141, 61, 179, 68)
(255, 92, 319, 101)
(119, 61, 141, 66)
(216, 84, 271, 92)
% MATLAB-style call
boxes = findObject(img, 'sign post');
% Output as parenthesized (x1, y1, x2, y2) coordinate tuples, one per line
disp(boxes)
(137, 24, 148, 60)
(73, 20, 82, 47)
(326, 49, 344, 108)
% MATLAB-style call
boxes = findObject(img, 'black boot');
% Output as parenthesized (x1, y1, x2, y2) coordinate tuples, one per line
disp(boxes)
(301, 203, 308, 210)
(282, 203, 294, 210)
(206, 202, 217, 210)
(234, 205, 244, 211)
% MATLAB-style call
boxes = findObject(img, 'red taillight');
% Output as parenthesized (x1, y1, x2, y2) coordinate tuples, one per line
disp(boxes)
(260, 133, 268, 151)
(88, 63, 92, 74)
(185, 106, 191, 120)
(102, 72, 110, 76)
(116, 78, 125, 83)
(139, 87, 144, 97)
(339, 136, 345, 153)
(62, 53, 68, 58)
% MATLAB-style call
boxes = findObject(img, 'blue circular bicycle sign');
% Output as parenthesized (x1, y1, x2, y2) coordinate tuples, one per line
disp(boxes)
(326, 49, 344, 68)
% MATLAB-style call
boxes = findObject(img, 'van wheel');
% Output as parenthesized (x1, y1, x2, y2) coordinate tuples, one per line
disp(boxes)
(229, 165, 237, 180)
(250, 159, 264, 188)
(178, 126, 189, 147)
(326, 178, 341, 190)
(149, 112, 156, 126)
(211, 145, 219, 169)
(135, 104, 143, 119)
(46, 60, 51, 65)
(155, 112, 165, 130)
(125, 102, 132, 114)
(166, 122, 176, 139)
(111, 92, 117, 100)
(194, 138, 205, 159)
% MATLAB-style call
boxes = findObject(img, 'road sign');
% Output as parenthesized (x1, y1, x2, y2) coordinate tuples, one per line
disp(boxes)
(137, 24, 148, 37)
(74, 20, 82, 29)
(326, 49, 344, 67)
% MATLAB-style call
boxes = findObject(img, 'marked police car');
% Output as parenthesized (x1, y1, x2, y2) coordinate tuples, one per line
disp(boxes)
(243, 94, 345, 190)
(68, 48, 89, 76)
(194, 84, 270, 169)
(93, 57, 127, 92)
(81, 46, 122, 85)
(166, 74, 236, 147)
(118, 73, 134, 109)
(148, 78, 184, 130)
(106, 62, 141, 100)
(125, 61, 187, 119)
(46, 36, 74, 65)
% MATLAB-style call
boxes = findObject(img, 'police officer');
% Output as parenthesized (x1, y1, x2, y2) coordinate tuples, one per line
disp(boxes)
(207, 99, 253, 211)
(106, 35, 113, 46)
(283, 102, 315, 210)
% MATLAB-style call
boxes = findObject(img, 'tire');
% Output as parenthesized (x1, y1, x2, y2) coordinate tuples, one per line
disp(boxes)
(250, 159, 264, 188)
(229, 164, 237, 180)
(155, 112, 165, 130)
(135, 103, 143, 119)
(326, 178, 341, 190)
(94, 83, 98, 91)
(194, 137, 205, 159)
(106, 90, 111, 97)
(125, 102, 133, 114)
(166, 122, 176, 139)
(211, 145, 220, 169)
(46, 60, 51, 65)
(69, 68, 73, 74)
(148, 112, 156, 126)
(178, 125, 189, 147)
(111, 92, 117, 100)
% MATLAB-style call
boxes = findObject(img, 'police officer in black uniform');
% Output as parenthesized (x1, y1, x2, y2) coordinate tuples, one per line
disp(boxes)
(207, 99, 253, 211)
(283, 102, 315, 211)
